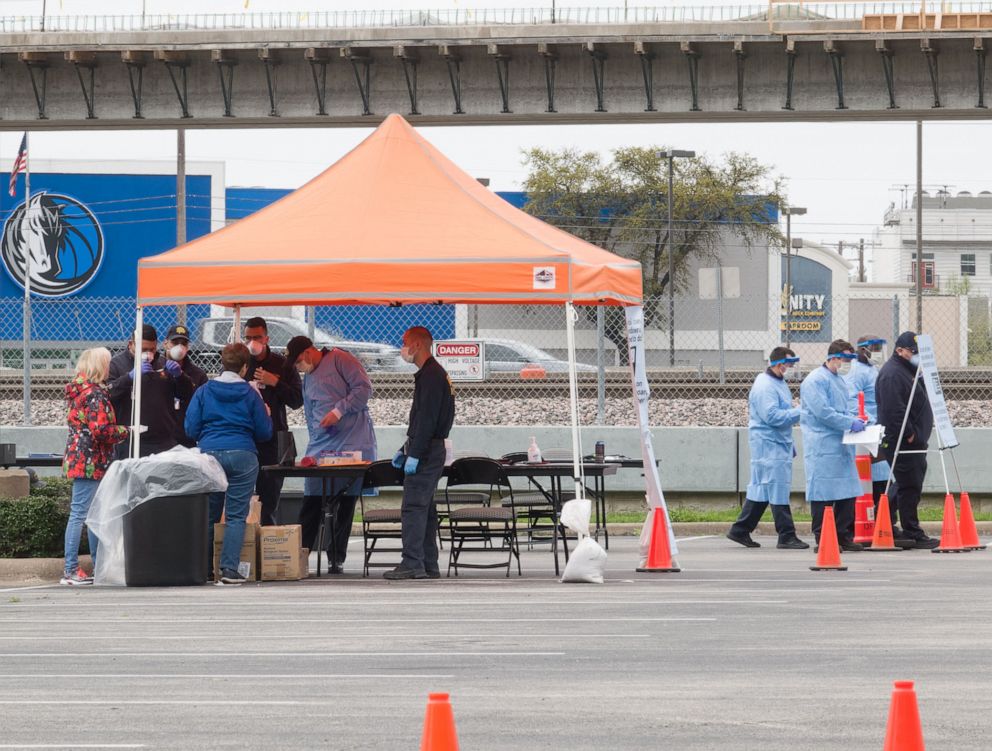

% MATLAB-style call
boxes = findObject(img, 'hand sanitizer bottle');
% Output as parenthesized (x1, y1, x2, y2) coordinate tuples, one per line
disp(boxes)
(527, 436, 542, 464)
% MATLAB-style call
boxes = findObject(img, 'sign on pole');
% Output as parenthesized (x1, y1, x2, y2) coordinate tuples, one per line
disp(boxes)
(433, 339, 485, 382)
(915, 334, 959, 449)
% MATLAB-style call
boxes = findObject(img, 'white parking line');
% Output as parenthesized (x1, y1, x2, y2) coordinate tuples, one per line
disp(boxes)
(0, 598, 784, 608)
(0, 674, 454, 680)
(0, 585, 61, 594)
(0, 746, 146, 749)
(0, 617, 716, 624)
(0, 633, 653, 641)
(674, 535, 717, 543)
(0, 651, 567, 658)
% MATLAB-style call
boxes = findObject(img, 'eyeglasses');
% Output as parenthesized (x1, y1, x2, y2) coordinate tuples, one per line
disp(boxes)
(857, 338, 886, 350)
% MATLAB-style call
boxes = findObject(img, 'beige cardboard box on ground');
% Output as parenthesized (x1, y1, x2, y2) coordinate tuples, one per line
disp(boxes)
(213, 523, 261, 581)
(259, 525, 307, 581)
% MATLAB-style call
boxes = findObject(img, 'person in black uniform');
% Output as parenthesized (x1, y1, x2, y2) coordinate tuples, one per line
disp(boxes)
(106, 324, 183, 458)
(243, 316, 304, 526)
(165, 324, 208, 448)
(876, 330, 938, 549)
(384, 326, 455, 581)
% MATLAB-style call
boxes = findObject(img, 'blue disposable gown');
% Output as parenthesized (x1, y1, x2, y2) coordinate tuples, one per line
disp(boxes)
(800, 365, 862, 501)
(302, 348, 378, 496)
(746, 371, 801, 505)
(844, 359, 891, 482)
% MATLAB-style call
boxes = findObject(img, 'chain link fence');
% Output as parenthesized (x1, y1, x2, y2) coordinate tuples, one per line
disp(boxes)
(3, 292, 992, 428)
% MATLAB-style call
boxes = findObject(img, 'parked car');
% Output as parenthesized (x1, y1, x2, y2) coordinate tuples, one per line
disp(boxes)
(190, 317, 404, 373)
(434, 338, 597, 377)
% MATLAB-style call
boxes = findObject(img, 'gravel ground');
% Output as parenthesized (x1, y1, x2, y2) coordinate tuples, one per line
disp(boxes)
(5, 397, 992, 427)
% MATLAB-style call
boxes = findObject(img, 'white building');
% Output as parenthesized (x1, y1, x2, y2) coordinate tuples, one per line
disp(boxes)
(873, 191, 992, 296)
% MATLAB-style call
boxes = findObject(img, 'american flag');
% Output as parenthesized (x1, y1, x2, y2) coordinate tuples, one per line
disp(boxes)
(8, 133, 26, 197)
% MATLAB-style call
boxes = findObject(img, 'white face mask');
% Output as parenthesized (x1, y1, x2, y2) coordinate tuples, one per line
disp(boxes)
(169, 344, 188, 361)
(868, 350, 885, 366)
(836, 360, 852, 376)
(909, 354, 921, 368)
(297, 360, 314, 376)
(400, 346, 415, 364)
(247, 341, 264, 357)
(141, 351, 154, 363)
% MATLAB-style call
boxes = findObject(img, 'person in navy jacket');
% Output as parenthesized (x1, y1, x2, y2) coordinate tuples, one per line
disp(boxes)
(185, 343, 273, 584)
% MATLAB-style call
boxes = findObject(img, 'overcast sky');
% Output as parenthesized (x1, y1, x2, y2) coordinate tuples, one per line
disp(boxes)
(0, 0, 987, 262)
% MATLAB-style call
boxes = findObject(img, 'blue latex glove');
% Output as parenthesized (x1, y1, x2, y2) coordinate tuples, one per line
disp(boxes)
(850, 419, 867, 433)
(131, 360, 153, 379)
(391, 450, 405, 469)
(404, 456, 419, 476)
(164, 359, 181, 378)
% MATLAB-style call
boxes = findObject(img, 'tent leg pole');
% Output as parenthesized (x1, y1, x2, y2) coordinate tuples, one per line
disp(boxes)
(131, 305, 144, 458)
(565, 302, 584, 500)
(232, 304, 241, 342)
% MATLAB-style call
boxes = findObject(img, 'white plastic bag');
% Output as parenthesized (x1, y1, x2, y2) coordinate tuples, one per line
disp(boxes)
(559, 497, 607, 584)
(87, 446, 228, 586)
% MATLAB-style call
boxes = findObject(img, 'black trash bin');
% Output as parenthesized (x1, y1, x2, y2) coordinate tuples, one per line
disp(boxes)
(123, 493, 209, 586)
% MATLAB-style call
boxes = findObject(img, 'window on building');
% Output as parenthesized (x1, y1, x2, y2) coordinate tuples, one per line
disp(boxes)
(961, 253, 976, 276)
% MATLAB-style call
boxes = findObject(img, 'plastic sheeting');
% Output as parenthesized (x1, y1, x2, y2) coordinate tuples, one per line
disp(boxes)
(86, 446, 228, 586)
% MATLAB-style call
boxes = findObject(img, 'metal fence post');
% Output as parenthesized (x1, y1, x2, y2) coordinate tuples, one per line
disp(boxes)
(892, 294, 900, 343)
(596, 306, 605, 423)
(716, 262, 726, 384)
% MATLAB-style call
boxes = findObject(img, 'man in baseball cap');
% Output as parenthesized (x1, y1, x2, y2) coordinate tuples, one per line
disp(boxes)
(166, 324, 208, 447)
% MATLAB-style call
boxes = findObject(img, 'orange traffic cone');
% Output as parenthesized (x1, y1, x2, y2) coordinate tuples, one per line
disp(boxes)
(882, 680, 926, 751)
(957, 492, 986, 551)
(810, 505, 847, 571)
(636, 506, 681, 573)
(865, 494, 903, 552)
(932, 493, 967, 554)
(420, 693, 459, 751)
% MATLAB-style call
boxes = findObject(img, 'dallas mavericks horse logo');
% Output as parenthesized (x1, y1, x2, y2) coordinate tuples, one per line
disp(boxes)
(0, 192, 104, 297)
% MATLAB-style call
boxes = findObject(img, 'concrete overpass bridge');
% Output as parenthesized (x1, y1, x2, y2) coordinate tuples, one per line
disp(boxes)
(2, 4, 992, 128)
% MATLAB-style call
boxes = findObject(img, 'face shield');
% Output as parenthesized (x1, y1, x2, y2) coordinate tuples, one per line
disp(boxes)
(769, 355, 800, 370)
(827, 351, 857, 376)
(857, 338, 887, 365)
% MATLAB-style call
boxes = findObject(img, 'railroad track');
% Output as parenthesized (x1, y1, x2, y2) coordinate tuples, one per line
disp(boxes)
(5, 373, 992, 401)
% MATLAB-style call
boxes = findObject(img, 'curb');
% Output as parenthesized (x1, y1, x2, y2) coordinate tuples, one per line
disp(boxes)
(4, 521, 991, 584)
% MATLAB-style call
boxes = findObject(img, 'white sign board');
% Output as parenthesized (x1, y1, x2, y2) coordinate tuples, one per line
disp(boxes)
(915, 334, 959, 449)
(433, 339, 485, 382)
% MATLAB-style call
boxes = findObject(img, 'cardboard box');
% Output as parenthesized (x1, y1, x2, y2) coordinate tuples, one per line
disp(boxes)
(221, 496, 261, 525)
(213, 523, 260, 581)
(260, 525, 305, 581)
(300, 548, 310, 579)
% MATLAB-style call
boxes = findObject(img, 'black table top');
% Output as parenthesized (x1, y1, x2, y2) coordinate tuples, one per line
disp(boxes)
(262, 460, 620, 479)
(2, 455, 64, 469)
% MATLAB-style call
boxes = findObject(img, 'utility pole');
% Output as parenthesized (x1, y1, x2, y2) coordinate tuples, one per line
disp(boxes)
(177, 127, 187, 325)
(657, 148, 696, 366)
(916, 120, 924, 332)
(858, 237, 865, 282)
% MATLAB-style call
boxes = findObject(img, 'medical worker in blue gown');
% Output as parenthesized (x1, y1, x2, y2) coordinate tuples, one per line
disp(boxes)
(800, 339, 866, 551)
(843, 335, 893, 517)
(285, 335, 377, 575)
(727, 346, 809, 550)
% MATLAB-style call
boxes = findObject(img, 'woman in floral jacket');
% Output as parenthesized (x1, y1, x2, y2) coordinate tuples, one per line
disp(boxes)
(61, 347, 129, 586)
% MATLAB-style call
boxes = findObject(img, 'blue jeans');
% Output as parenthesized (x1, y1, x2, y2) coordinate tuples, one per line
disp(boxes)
(64, 478, 99, 575)
(205, 450, 259, 573)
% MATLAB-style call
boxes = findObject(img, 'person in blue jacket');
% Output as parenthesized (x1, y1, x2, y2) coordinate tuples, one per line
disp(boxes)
(727, 346, 809, 550)
(800, 339, 866, 551)
(185, 343, 273, 584)
(285, 335, 377, 575)
(844, 336, 892, 515)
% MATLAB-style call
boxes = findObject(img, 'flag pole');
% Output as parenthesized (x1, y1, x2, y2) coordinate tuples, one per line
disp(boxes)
(21, 132, 31, 426)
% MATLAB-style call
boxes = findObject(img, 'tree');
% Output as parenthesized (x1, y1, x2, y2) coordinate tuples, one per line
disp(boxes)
(521, 146, 785, 363)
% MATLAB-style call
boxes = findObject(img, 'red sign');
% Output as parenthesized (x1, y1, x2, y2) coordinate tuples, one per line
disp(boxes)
(436, 343, 480, 357)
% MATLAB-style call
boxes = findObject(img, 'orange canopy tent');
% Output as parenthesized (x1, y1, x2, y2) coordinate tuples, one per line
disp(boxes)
(131, 114, 645, 502)
(137, 113, 642, 308)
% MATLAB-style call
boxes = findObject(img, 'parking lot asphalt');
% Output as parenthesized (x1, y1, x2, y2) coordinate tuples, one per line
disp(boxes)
(0, 534, 989, 750)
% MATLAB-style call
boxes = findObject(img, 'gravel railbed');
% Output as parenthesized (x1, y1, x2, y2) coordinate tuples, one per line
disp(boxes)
(5, 398, 992, 428)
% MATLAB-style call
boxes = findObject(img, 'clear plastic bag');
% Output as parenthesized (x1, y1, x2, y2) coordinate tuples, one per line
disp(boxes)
(559, 497, 607, 584)
(86, 446, 228, 586)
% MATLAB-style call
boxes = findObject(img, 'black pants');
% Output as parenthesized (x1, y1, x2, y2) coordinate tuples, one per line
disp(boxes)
(299, 493, 357, 565)
(729, 500, 798, 542)
(255, 442, 283, 527)
(810, 498, 855, 545)
(400, 442, 446, 574)
(889, 452, 928, 540)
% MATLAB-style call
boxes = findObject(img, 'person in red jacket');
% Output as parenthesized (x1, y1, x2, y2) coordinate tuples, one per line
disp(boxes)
(61, 347, 129, 586)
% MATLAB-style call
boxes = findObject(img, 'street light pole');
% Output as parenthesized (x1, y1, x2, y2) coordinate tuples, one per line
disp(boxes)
(782, 205, 806, 348)
(659, 148, 695, 367)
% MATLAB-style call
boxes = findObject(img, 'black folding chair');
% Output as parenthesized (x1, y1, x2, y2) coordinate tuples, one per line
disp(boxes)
(499, 451, 570, 550)
(359, 460, 406, 577)
(444, 458, 521, 577)
(434, 451, 490, 549)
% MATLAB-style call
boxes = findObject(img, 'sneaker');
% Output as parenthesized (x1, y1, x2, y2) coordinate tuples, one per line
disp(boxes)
(726, 531, 760, 548)
(219, 568, 247, 584)
(840, 542, 865, 552)
(59, 570, 93, 587)
(913, 537, 941, 550)
(777, 537, 810, 550)
(383, 566, 429, 580)
(425, 570, 442, 579)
